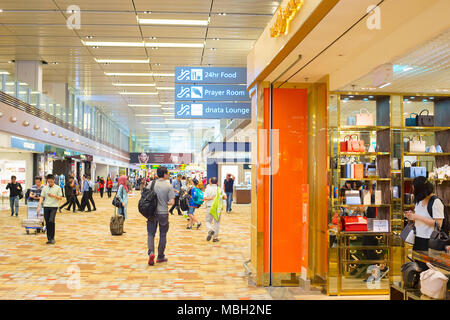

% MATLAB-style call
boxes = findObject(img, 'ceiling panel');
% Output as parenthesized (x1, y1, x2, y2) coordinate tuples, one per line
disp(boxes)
(54, 0, 135, 11)
(207, 27, 262, 39)
(2, 25, 76, 37)
(0, 11, 67, 24)
(140, 26, 207, 38)
(0, 0, 57, 10)
(209, 15, 271, 28)
(77, 26, 142, 38)
(133, 0, 212, 13)
(212, 0, 279, 15)
(77, 12, 138, 25)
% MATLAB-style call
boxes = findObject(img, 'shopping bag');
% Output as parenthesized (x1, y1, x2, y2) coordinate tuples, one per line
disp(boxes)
(349, 135, 365, 152)
(340, 135, 351, 152)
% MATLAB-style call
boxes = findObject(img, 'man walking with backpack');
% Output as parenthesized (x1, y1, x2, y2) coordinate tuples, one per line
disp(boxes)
(147, 166, 175, 266)
(203, 177, 227, 242)
(169, 174, 182, 216)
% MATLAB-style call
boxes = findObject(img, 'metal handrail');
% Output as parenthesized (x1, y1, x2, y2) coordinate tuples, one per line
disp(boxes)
(0, 90, 123, 152)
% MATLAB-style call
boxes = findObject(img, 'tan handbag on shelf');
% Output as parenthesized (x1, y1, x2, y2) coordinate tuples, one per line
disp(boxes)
(408, 135, 426, 153)
(355, 108, 374, 126)
(349, 134, 365, 152)
(420, 263, 448, 299)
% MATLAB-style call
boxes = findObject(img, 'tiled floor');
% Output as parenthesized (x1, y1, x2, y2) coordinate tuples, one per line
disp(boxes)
(0, 192, 389, 300)
(0, 192, 272, 300)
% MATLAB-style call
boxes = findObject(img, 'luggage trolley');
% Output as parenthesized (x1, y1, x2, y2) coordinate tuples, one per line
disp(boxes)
(22, 201, 45, 235)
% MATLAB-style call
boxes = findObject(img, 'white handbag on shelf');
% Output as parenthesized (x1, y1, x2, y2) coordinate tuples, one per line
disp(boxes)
(420, 263, 448, 300)
(408, 136, 426, 152)
(355, 108, 374, 126)
(428, 145, 437, 153)
(374, 190, 382, 205)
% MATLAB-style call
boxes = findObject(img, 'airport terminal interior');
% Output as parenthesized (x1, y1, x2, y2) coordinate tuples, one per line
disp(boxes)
(0, 0, 449, 301)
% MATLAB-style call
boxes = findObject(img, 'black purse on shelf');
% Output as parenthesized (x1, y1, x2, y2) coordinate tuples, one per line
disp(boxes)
(416, 109, 434, 127)
(401, 256, 423, 289)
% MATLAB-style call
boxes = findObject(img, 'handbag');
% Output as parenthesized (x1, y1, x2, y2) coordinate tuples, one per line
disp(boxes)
(400, 221, 416, 245)
(435, 145, 443, 153)
(420, 263, 448, 299)
(355, 108, 374, 126)
(345, 190, 361, 205)
(428, 145, 437, 153)
(408, 135, 426, 152)
(405, 113, 418, 126)
(112, 188, 122, 208)
(340, 135, 351, 152)
(429, 222, 450, 251)
(346, 111, 358, 126)
(349, 135, 365, 152)
(416, 109, 434, 127)
(354, 163, 364, 179)
(404, 193, 414, 205)
(401, 257, 423, 289)
(341, 216, 368, 231)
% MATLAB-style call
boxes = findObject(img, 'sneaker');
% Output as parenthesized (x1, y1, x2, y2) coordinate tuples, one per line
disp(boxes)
(46, 240, 52, 244)
(169, 211, 174, 215)
(15, 214, 18, 217)
(156, 257, 168, 263)
(50, 239, 55, 244)
(64, 208, 70, 211)
(212, 238, 220, 242)
(206, 230, 214, 241)
(148, 253, 155, 266)
(58, 207, 62, 213)
(186, 226, 192, 230)
(196, 222, 202, 230)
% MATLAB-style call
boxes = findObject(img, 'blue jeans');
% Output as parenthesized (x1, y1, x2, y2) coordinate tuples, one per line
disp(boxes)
(10, 196, 19, 216)
(188, 206, 196, 215)
(225, 192, 233, 212)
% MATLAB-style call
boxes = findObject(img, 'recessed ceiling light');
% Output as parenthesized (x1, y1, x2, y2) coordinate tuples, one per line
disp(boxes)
(378, 82, 391, 89)
(92, 46, 99, 49)
(212, 38, 220, 41)
(52, 62, 58, 64)
(210, 48, 216, 51)
(218, 12, 227, 16)
(403, 67, 413, 71)
(429, 97, 434, 100)
(149, 37, 157, 40)
(144, 11, 152, 14)
(95, 58, 149, 63)
(369, 96, 374, 98)
(138, 18, 209, 26)
(154, 63, 161, 66)
(83, 40, 203, 48)
(0, 9, 3, 13)
(86, 35, 93, 39)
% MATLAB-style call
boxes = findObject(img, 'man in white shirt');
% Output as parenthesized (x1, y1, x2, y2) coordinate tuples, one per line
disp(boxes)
(37, 174, 63, 244)
(203, 177, 227, 242)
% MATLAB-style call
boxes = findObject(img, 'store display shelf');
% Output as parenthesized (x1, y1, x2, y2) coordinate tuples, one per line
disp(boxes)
(339, 231, 391, 235)
(404, 177, 450, 182)
(401, 127, 449, 132)
(339, 178, 391, 181)
(339, 204, 391, 208)
(340, 246, 390, 250)
(392, 170, 402, 174)
(404, 152, 450, 156)
(340, 152, 390, 156)
(342, 259, 389, 264)
(340, 126, 390, 131)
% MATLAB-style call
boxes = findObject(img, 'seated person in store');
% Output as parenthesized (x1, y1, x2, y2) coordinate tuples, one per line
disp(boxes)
(29, 176, 44, 203)
(404, 176, 445, 251)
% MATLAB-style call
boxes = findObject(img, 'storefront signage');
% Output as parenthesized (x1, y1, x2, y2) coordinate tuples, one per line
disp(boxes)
(243, 164, 252, 170)
(175, 67, 247, 84)
(175, 102, 251, 119)
(130, 153, 193, 165)
(10, 136, 45, 153)
(270, 0, 305, 38)
(175, 84, 249, 101)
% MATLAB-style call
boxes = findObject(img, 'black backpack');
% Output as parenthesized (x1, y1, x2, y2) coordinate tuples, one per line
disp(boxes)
(138, 180, 157, 219)
(179, 190, 191, 212)
(401, 257, 423, 289)
(427, 195, 449, 235)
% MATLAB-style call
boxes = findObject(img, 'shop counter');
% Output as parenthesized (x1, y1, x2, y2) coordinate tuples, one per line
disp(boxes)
(390, 249, 449, 300)
(234, 187, 251, 204)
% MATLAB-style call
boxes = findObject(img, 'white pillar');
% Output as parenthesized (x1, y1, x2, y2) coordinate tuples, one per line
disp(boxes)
(14, 60, 43, 92)
(43, 82, 69, 106)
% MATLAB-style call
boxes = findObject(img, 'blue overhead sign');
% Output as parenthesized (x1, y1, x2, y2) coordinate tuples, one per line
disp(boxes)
(11, 136, 45, 153)
(175, 102, 251, 119)
(175, 67, 246, 84)
(175, 84, 249, 101)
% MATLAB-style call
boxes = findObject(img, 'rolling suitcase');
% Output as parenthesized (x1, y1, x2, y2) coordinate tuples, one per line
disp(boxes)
(110, 207, 124, 236)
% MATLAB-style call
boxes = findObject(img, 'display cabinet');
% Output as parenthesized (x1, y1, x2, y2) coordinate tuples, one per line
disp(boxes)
(327, 93, 394, 295)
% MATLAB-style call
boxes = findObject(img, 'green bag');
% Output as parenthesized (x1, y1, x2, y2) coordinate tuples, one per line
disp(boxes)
(209, 187, 224, 221)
